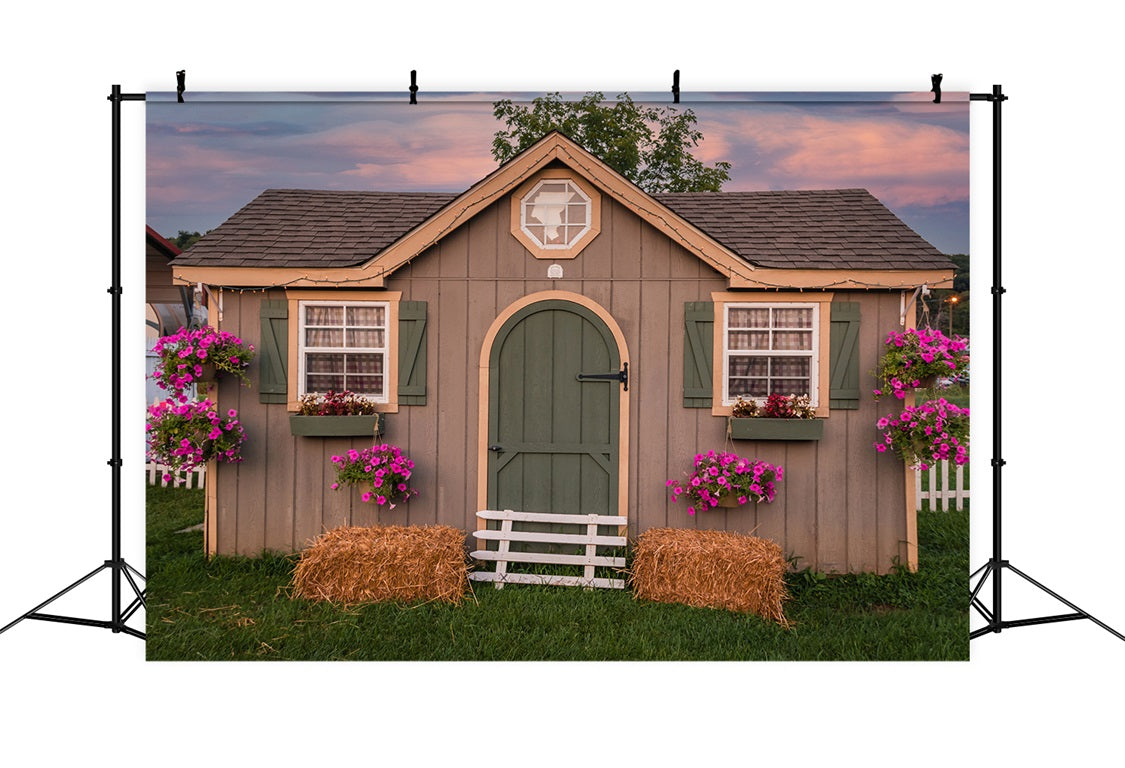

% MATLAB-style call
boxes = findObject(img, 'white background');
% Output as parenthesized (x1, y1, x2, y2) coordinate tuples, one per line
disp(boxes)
(1, 2, 1122, 764)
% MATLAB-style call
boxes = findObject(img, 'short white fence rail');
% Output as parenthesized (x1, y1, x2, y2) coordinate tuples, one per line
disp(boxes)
(915, 460, 968, 512)
(469, 509, 628, 590)
(146, 462, 206, 489)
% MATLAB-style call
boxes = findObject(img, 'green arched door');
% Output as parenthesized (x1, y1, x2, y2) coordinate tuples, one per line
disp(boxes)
(487, 300, 621, 516)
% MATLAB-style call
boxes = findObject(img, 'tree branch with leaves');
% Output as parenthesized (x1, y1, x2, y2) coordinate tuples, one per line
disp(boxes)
(492, 92, 731, 194)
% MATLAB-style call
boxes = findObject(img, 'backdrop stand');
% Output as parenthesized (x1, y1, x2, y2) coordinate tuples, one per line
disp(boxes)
(0, 85, 146, 641)
(4, 81, 1121, 646)
(969, 84, 1122, 642)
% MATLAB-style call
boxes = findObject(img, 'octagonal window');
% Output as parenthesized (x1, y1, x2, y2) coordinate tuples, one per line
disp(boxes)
(520, 179, 592, 249)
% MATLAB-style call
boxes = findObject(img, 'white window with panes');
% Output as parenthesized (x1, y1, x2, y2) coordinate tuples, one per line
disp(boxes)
(298, 301, 388, 402)
(723, 303, 819, 405)
(520, 179, 591, 248)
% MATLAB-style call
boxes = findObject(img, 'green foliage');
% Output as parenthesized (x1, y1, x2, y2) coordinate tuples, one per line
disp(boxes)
(173, 230, 205, 250)
(492, 92, 731, 193)
(921, 254, 969, 337)
(146, 488, 968, 661)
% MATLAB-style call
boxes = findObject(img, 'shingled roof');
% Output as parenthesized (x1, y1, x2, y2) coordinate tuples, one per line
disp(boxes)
(656, 189, 952, 270)
(174, 190, 457, 268)
(173, 186, 952, 271)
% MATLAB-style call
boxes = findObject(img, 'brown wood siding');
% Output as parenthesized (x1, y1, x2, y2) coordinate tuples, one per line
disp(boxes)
(146, 244, 183, 304)
(208, 195, 911, 573)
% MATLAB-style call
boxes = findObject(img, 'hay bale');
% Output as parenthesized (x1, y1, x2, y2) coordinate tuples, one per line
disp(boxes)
(629, 527, 789, 626)
(291, 525, 468, 605)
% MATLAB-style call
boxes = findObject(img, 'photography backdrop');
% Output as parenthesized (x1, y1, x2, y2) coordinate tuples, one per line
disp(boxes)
(1, 1, 1122, 763)
(145, 91, 968, 652)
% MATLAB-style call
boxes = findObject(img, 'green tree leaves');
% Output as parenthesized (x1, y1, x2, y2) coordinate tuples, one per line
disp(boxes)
(492, 92, 731, 193)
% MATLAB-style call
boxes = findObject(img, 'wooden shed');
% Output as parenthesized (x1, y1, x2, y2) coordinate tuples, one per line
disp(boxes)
(171, 131, 953, 574)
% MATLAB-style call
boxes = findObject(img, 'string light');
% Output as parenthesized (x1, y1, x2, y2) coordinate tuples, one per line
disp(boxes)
(173, 271, 939, 294)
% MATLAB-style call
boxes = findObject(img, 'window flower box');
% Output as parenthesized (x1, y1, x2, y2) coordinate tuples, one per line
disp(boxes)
(289, 413, 385, 438)
(728, 394, 823, 441)
(290, 390, 384, 437)
(729, 417, 823, 441)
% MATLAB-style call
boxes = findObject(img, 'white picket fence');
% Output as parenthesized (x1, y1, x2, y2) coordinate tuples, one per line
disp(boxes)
(146, 462, 206, 489)
(469, 509, 628, 590)
(915, 460, 968, 511)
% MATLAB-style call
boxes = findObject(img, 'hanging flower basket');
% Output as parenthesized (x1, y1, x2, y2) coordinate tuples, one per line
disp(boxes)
(196, 362, 218, 386)
(874, 397, 969, 470)
(666, 450, 783, 515)
(715, 493, 741, 508)
(151, 326, 255, 402)
(874, 328, 968, 400)
(913, 373, 937, 390)
(145, 398, 246, 476)
(330, 444, 418, 509)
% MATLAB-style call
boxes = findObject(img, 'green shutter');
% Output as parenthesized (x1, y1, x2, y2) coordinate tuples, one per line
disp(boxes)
(683, 301, 714, 407)
(398, 301, 427, 406)
(259, 299, 289, 404)
(828, 301, 861, 409)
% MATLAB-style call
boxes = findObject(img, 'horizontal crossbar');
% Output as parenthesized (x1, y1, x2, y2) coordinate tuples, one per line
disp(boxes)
(470, 550, 626, 568)
(473, 529, 627, 547)
(1001, 613, 1089, 629)
(477, 509, 627, 526)
(469, 571, 625, 590)
(496, 442, 612, 455)
(26, 613, 116, 629)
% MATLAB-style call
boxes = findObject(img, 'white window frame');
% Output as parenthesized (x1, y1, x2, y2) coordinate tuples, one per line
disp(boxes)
(519, 178, 592, 250)
(297, 300, 390, 403)
(722, 302, 820, 407)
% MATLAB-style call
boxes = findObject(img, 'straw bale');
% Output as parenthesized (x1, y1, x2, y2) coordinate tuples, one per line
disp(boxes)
(291, 525, 468, 605)
(629, 527, 789, 626)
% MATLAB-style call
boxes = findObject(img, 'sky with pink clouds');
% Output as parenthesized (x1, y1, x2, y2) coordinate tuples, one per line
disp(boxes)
(147, 91, 969, 254)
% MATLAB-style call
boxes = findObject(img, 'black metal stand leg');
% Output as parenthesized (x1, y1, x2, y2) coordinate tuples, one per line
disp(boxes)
(1, 84, 147, 643)
(0, 564, 111, 635)
(970, 560, 1124, 642)
(1004, 563, 1125, 641)
(0, 557, 146, 638)
(967, 84, 1122, 645)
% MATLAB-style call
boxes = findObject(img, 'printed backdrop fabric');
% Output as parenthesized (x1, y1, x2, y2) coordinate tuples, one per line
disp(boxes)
(145, 91, 969, 661)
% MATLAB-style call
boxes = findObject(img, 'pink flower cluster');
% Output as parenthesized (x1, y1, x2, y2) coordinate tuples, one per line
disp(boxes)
(296, 390, 377, 416)
(666, 450, 783, 515)
(875, 328, 969, 400)
(151, 326, 255, 401)
(330, 443, 418, 508)
(874, 397, 970, 470)
(145, 398, 246, 474)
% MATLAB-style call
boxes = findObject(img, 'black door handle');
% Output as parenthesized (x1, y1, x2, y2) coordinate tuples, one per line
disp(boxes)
(488, 444, 504, 453)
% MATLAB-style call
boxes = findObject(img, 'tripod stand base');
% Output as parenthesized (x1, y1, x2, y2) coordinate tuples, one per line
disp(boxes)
(0, 559, 146, 640)
(970, 559, 1124, 642)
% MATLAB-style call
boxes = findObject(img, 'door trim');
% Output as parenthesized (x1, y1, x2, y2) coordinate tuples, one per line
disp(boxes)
(476, 290, 630, 531)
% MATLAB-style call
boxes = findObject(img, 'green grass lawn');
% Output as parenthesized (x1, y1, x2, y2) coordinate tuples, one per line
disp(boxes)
(146, 486, 969, 661)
